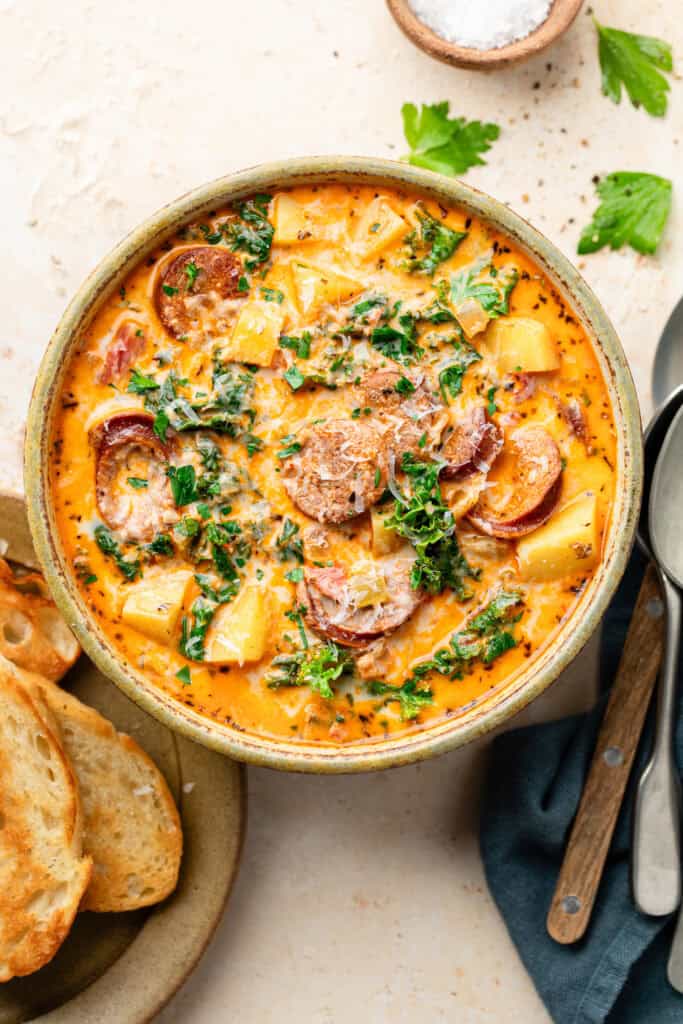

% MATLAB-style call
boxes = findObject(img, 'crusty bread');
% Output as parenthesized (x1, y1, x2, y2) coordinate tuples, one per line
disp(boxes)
(0, 668, 92, 982)
(0, 559, 80, 681)
(34, 679, 183, 913)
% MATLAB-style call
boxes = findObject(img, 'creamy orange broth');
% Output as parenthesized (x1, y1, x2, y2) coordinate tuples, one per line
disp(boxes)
(51, 184, 616, 745)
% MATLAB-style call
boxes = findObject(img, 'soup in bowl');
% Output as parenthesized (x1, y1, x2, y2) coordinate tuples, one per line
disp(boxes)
(26, 158, 641, 772)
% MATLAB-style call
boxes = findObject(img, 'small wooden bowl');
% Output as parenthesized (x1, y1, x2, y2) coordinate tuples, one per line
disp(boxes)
(387, 0, 584, 69)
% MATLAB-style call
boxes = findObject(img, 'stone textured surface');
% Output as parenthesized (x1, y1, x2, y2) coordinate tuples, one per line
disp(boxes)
(1, 0, 680, 1019)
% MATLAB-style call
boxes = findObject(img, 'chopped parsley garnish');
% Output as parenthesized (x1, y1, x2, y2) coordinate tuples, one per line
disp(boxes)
(285, 567, 305, 583)
(243, 432, 264, 457)
(449, 258, 518, 320)
(595, 20, 673, 117)
(127, 368, 159, 394)
(277, 435, 302, 460)
(487, 386, 498, 415)
(371, 311, 422, 365)
(184, 261, 199, 290)
(167, 464, 198, 507)
(384, 454, 479, 597)
(577, 172, 673, 256)
(176, 666, 192, 686)
(438, 342, 482, 401)
(179, 598, 216, 661)
(402, 202, 466, 275)
(276, 517, 304, 563)
(395, 374, 416, 396)
(284, 365, 306, 391)
(147, 533, 174, 556)
(261, 287, 284, 304)
(267, 640, 354, 699)
(279, 332, 312, 359)
(94, 525, 140, 582)
(127, 476, 148, 489)
(401, 101, 501, 177)
(238, 275, 250, 293)
(174, 516, 201, 540)
(161, 284, 178, 297)
(407, 590, 524, 683)
(225, 195, 274, 266)
(368, 679, 434, 720)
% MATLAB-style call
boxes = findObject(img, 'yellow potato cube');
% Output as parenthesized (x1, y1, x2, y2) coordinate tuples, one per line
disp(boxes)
(355, 197, 407, 260)
(272, 194, 315, 244)
(517, 494, 599, 582)
(487, 316, 561, 374)
(222, 300, 285, 367)
(291, 262, 363, 317)
(122, 571, 193, 645)
(204, 585, 270, 665)
(370, 506, 403, 556)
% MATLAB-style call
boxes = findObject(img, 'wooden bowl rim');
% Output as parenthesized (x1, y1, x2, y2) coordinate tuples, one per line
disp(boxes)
(386, 0, 584, 69)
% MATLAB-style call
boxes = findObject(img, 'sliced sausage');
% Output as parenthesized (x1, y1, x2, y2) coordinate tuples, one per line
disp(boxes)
(91, 414, 178, 543)
(361, 367, 443, 459)
(282, 419, 387, 525)
(155, 246, 243, 339)
(440, 406, 503, 480)
(467, 426, 562, 538)
(298, 562, 422, 648)
(99, 320, 146, 385)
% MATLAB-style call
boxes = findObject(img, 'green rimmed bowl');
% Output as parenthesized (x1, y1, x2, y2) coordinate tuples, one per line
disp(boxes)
(25, 156, 643, 774)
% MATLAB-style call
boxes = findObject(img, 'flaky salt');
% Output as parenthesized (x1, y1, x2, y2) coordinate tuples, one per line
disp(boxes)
(409, 0, 552, 50)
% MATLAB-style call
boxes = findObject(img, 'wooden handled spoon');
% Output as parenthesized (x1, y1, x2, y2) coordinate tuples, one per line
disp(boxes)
(547, 562, 665, 944)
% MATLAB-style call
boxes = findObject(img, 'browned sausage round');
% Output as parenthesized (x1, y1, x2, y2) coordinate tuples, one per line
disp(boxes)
(440, 406, 503, 480)
(282, 419, 387, 524)
(361, 367, 442, 459)
(467, 426, 562, 538)
(298, 562, 423, 648)
(91, 414, 178, 543)
(155, 246, 243, 339)
(98, 321, 146, 385)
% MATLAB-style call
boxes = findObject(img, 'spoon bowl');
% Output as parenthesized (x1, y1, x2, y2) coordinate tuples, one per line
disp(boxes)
(652, 297, 683, 409)
(386, 0, 584, 70)
(650, 405, 683, 588)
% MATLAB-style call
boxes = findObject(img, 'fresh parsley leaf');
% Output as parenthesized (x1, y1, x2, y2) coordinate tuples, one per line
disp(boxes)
(395, 375, 416, 396)
(127, 476, 148, 489)
(371, 312, 422, 365)
(276, 517, 304, 564)
(179, 598, 216, 661)
(185, 261, 199, 289)
(147, 533, 174, 556)
(284, 365, 306, 391)
(487, 386, 498, 415)
(368, 679, 433, 720)
(225, 197, 274, 265)
(449, 258, 518, 320)
(174, 516, 201, 539)
(176, 666, 192, 686)
(403, 202, 466, 275)
(238, 275, 250, 293)
(162, 284, 178, 297)
(285, 567, 305, 583)
(127, 368, 159, 394)
(438, 343, 482, 401)
(277, 436, 302, 460)
(578, 172, 673, 256)
(243, 432, 263, 457)
(402, 101, 500, 177)
(167, 465, 198, 507)
(595, 20, 673, 117)
(279, 332, 312, 359)
(94, 525, 141, 582)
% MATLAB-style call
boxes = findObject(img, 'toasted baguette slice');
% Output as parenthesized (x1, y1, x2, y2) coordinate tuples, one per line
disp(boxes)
(0, 669, 92, 981)
(35, 680, 183, 912)
(0, 558, 80, 681)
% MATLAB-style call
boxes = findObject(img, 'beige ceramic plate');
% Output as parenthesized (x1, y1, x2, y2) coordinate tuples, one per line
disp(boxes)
(0, 491, 245, 1024)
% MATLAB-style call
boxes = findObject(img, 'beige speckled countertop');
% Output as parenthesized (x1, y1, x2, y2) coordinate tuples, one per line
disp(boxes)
(1, 0, 681, 1019)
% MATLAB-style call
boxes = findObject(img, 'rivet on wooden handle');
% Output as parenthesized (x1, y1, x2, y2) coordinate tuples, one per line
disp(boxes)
(547, 563, 665, 944)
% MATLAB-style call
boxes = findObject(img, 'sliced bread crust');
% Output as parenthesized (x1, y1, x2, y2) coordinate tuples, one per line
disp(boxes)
(0, 669, 92, 982)
(35, 680, 183, 913)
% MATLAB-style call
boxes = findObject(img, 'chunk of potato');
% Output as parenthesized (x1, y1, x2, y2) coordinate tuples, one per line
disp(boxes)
(347, 563, 390, 608)
(355, 197, 407, 260)
(204, 585, 270, 665)
(221, 300, 285, 366)
(122, 571, 193, 645)
(453, 297, 491, 339)
(370, 506, 403, 556)
(487, 316, 561, 374)
(272, 194, 315, 244)
(517, 493, 599, 581)
(291, 262, 363, 317)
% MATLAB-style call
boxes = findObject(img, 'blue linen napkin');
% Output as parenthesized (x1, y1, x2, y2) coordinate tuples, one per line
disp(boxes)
(480, 547, 683, 1024)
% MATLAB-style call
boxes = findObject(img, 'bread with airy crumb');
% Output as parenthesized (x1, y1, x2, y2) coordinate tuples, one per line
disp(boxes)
(0, 671, 92, 981)
(0, 559, 80, 681)
(35, 679, 183, 912)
